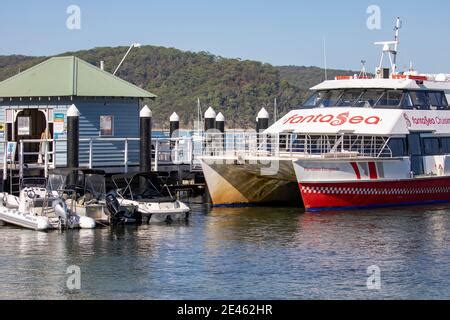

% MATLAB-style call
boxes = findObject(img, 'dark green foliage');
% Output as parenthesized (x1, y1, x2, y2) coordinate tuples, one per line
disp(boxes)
(0, 47, 358, 128)
(277, 66, 359, 90)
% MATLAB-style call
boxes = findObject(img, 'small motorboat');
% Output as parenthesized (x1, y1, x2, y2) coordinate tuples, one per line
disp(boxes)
(48, 168, 138, 225)
(111, 172, 190, 223)
(0, 177, 96, 231)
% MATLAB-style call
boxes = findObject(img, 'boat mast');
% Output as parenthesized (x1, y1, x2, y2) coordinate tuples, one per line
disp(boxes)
(196, 98, 203, 136)
(392, 17, 401, 74)
(374, 17, 402, 76)
(274, 98, 278, 122)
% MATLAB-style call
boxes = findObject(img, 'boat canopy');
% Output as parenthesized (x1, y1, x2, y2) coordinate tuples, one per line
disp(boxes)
(311, 78, 450, 92)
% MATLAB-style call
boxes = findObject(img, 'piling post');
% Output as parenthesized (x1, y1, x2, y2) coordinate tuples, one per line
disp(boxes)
(204, 107, 216, 131)
(140, 105, 152, 173)
(169, 112, 180, 138)
(203, 107, 216, 204)
(139, 105, 152, 193)
(256, 107, 269, 151)
(67, 104, 80, 168)
(257, 107, 269, 132)
(67, 104, 80, 185)
(204, 107, 216, 156)
(169, 112, 180, 154)
(215, 112, 225, 151)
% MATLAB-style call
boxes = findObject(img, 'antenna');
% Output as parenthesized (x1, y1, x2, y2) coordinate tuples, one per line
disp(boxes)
(274, 98, 278, 122)
(359, 60, 368, 78)
(323, 37, 328, 80)
(374, 17, 402, 75)
(196, 98, 203, 136)
(392, 17, 401, 74)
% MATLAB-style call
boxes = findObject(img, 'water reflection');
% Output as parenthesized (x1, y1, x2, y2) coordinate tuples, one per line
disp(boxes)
(0, 202, 450, 299)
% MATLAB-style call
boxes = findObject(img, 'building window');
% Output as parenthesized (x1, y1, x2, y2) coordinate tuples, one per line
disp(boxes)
(17, 116, 31, 136)
(100, 115, 114, 136)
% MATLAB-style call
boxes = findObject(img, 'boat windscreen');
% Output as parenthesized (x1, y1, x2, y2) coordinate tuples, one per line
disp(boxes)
(47, 174, 67, 191)
(21, 178, 47, 189)
(301, 89, 406, 109)
(84, 174, 106, 199)
(114, 175, 165, 200)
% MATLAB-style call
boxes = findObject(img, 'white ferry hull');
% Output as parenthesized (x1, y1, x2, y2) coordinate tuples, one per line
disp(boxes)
(200, 158, 301, 206)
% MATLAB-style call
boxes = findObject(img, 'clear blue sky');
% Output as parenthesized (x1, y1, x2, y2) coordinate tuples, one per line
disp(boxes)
(0, 0, 448, 73)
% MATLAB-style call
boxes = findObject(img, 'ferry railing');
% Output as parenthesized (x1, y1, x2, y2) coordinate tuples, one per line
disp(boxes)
(152, 137, 196, 171)
(11, 137, 200, 177)
(201, 132, 394, 160)
(78, 137, 140, 170)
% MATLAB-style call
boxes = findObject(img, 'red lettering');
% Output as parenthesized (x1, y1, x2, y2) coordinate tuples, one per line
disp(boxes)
(331, 112, 349, 126)
(365, 116, 381, 125)
(282, 113, 381, 126)
(313, 114, 323, 122)
(319, 115, 333, 123)
(291, 116, 304, 124)
(349, 116, 364, 124)
(283, 115, 298, 124)
(303, 115, 315, 123)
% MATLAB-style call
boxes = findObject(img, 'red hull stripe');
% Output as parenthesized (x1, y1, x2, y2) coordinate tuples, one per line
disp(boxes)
(299, 177, 450, 211)
(350, 162, 361, 180)
(368, 162, 378, 180)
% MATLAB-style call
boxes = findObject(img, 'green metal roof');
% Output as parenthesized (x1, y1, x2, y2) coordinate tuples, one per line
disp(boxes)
(0, 56, 156, 98)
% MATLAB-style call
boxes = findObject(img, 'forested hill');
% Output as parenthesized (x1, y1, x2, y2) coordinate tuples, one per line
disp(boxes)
(277, 66, 358, 90)
(0, 47, 357, 128)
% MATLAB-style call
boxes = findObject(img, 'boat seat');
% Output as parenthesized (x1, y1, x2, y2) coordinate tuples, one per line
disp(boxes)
(32, 198, 46, 207)
(4, 195, 19, 209)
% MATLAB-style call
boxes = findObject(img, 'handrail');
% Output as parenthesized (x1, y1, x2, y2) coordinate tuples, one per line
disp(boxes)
(2, 133, 395, 177)
(200, 132, 395, 160)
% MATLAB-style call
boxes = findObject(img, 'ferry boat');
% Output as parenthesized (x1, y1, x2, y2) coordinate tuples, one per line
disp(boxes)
(200, 17, 450, 211)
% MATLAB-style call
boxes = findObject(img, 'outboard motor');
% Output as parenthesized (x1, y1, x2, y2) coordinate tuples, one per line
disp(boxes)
(105, 193, 140, 225)
(52, 199, 69, 227)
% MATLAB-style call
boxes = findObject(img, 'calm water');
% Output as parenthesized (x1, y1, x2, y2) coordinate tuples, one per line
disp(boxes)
(0, 200, 449, 300)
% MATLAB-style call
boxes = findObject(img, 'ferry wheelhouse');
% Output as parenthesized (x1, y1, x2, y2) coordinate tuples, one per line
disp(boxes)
(200, 18, 450, 211)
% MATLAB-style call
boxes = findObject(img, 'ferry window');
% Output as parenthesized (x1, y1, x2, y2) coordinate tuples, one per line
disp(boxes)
(422, 138, 440, 155)
(388, 138, 407, 157)
(407, 133, 422, 156)
(428, 91, 448, 110)
(336, 90, 364, 107)
(356, 90, 385, 108)
(317, 90, 343, 108)
(302, 92, 321, 108)
(410, 91, 430, 110)
(375, 90, 403, 107)
(441, 137, 450, 153)
(401, 92, 414, 109)
(100, 115, 114, 136)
